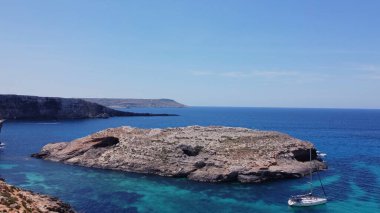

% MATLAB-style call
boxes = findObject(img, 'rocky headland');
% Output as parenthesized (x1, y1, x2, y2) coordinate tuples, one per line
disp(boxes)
(84, 98, 186, 108)
(0, 179, 75, 213)
(33, 126, 326, 183)
(0, 95, 174, 120)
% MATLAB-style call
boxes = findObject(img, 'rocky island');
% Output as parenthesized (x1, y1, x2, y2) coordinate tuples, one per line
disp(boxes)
(0, 94, 174, 120)
(0, 179, 75, 212)
(33, 126, 326, 183)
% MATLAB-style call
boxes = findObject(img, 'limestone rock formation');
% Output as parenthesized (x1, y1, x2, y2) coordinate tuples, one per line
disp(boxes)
(33, 126, 327, 183)
(0, 94, 174, 120)
(0, 179, 75, 213)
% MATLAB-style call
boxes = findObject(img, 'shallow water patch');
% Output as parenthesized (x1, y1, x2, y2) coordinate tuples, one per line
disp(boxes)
(0, 163, 18, 170)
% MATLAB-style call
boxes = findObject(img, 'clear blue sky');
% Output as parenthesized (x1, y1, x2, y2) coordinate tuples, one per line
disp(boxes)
(1, 0, 379, 108)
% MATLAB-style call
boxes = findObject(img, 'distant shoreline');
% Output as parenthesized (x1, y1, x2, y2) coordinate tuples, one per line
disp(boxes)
(84, 98, 186, 108)
(0, 94, 176, 120)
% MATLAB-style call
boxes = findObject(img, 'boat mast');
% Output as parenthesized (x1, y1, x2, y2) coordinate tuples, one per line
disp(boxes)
(0, 119, 4, 134)
(310, 148, 313, 195)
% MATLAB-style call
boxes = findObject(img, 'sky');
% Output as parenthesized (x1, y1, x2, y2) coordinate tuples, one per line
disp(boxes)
(1, 0, 380, 108)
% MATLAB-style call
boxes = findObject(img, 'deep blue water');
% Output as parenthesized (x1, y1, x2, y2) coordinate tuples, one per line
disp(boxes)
(0, 107, 379, 212)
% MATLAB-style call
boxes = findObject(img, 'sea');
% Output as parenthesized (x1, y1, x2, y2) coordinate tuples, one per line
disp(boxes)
(0, 107, 379, 213)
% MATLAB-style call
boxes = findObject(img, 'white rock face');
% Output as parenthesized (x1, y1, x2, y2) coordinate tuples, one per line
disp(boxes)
(34, 126, 327, 183)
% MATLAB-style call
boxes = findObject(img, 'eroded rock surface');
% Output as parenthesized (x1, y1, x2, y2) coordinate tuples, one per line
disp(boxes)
(0, 179, 75, 213)
(33, 126, 327, 183)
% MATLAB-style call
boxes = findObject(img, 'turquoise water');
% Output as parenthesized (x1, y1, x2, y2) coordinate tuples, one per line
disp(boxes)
(0, 107, 379, 212)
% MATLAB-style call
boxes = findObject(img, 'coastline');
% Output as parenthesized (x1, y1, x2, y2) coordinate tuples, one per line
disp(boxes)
(0, 178, 75, 212)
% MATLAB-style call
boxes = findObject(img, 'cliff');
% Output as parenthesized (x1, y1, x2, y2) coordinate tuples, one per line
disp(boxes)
(33, 126, 327, 183)
(0, 179, 75, 213)
(0, 95, 174, 120)
(84, 98, 186, 108)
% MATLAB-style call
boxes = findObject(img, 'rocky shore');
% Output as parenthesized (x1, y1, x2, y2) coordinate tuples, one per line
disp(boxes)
(0, 179, 75, 213)
(0, 94, 174, 120)
(33, 126, 327, 183)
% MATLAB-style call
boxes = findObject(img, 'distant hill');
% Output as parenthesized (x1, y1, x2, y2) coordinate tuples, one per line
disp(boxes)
(0, 95, 174, 120)
(84, 98, 186, 108)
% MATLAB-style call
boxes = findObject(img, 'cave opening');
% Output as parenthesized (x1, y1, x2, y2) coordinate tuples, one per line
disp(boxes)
(92, 137, 120, 148)
(292, 148, 317, 162)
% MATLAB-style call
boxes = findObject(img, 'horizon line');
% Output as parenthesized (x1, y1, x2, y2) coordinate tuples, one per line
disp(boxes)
(2, 93, 379, 110)
(174, 105, 380, 110)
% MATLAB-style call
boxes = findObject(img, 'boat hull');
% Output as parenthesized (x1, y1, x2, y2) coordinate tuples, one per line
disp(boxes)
(288, 197, 327, 207)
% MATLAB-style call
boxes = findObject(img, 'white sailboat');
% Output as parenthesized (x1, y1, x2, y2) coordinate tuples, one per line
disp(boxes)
(0, 119, 4, 133)
(0, 119, 5, 148)
(288, 148, 327, 207)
